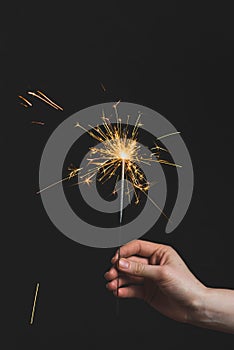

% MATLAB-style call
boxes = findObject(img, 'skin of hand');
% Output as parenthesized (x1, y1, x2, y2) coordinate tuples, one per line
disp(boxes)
(104, 239, 206, 324)
(105, 239, 234, 334)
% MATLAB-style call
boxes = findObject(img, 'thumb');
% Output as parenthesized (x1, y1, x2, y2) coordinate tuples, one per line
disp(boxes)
(118, 258, 162, 280)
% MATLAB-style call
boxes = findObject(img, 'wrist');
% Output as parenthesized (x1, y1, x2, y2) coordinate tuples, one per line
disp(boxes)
(186, 287, 234, 333)
(185, 285, 210, 326)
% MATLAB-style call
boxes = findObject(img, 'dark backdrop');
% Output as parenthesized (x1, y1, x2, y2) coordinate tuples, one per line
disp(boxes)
(2, 1, 234, 349)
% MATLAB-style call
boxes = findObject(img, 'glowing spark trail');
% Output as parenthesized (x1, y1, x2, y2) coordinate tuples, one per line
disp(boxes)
(37, 166, 81, 194)
(31, 121, 45, 126)
(27, 91, 63, 111)
(18, 95, 32, 107)
(30, 283, 40, 325)
(100, 83, 106, 92)
(36, 90, 63, 111)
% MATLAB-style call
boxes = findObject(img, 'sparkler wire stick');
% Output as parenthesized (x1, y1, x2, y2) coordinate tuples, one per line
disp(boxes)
(116, 157, 125, 311)
(119, 158, 125, 224)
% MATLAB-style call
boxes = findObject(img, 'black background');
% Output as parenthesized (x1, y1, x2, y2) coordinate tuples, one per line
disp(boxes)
(2, 1, 234, 349)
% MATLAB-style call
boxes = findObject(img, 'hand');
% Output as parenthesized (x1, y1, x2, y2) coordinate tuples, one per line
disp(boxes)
(104, 239, 206, 323)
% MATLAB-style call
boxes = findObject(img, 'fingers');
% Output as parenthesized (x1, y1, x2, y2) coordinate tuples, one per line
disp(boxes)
(117, 257, 162, 280)
(106, 275, 143, 290)
(111, 239, 166, 263)
(105, 256, 148, 281)
(113, 285, 144, 299)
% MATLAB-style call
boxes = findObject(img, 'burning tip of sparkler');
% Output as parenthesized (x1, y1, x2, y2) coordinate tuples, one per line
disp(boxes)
(119, 151, 128, 160)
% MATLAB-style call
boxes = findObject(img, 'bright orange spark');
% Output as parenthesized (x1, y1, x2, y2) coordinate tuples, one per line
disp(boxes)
(18, 95, 32, 107)
(27, 91, 63, 111)
(36, 90, 63, 111)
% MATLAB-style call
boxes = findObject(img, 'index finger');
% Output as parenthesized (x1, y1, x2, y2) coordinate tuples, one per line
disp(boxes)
(112, 239, 165, 262)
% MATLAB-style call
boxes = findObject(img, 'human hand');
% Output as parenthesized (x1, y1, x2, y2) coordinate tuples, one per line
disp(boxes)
(105, 239, 206, 323)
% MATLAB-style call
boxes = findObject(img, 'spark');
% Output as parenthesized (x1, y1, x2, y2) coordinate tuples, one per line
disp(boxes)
(20, 102, 29, 108)
(37, 165, 81, 194)
(30, 283, 40, 325)
(27, 91, 63, 111)
(156, 131, 181, 140)
(100, 82, 106, 92)
(36, 90, 63, 111)
(31, 121, 45, 125)
(18, 95, 32, 107)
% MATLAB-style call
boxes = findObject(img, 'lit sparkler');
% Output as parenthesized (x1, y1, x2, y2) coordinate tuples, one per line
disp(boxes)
(74, 107, 181, 221)
(38, 104, 181, 220)
(37, 103, 181, 305)
(74, 104, 181, 301)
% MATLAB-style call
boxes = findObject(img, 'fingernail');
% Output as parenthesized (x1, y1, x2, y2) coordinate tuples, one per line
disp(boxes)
(118, 258, 129, 269)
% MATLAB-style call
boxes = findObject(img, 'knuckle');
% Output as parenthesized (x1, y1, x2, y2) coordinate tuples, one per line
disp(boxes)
(160, 266, 172, 281)
(165, 245, 173, 253)
(134, 262, 144, 275)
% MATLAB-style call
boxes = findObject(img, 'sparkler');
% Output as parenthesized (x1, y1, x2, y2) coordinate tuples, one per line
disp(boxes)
(74, 107, 181, 213)
(38, 105, 181, 254)
(36, 101, 182, 315)
(37, 102, 181, 246)
(74, 104, 181, 304)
